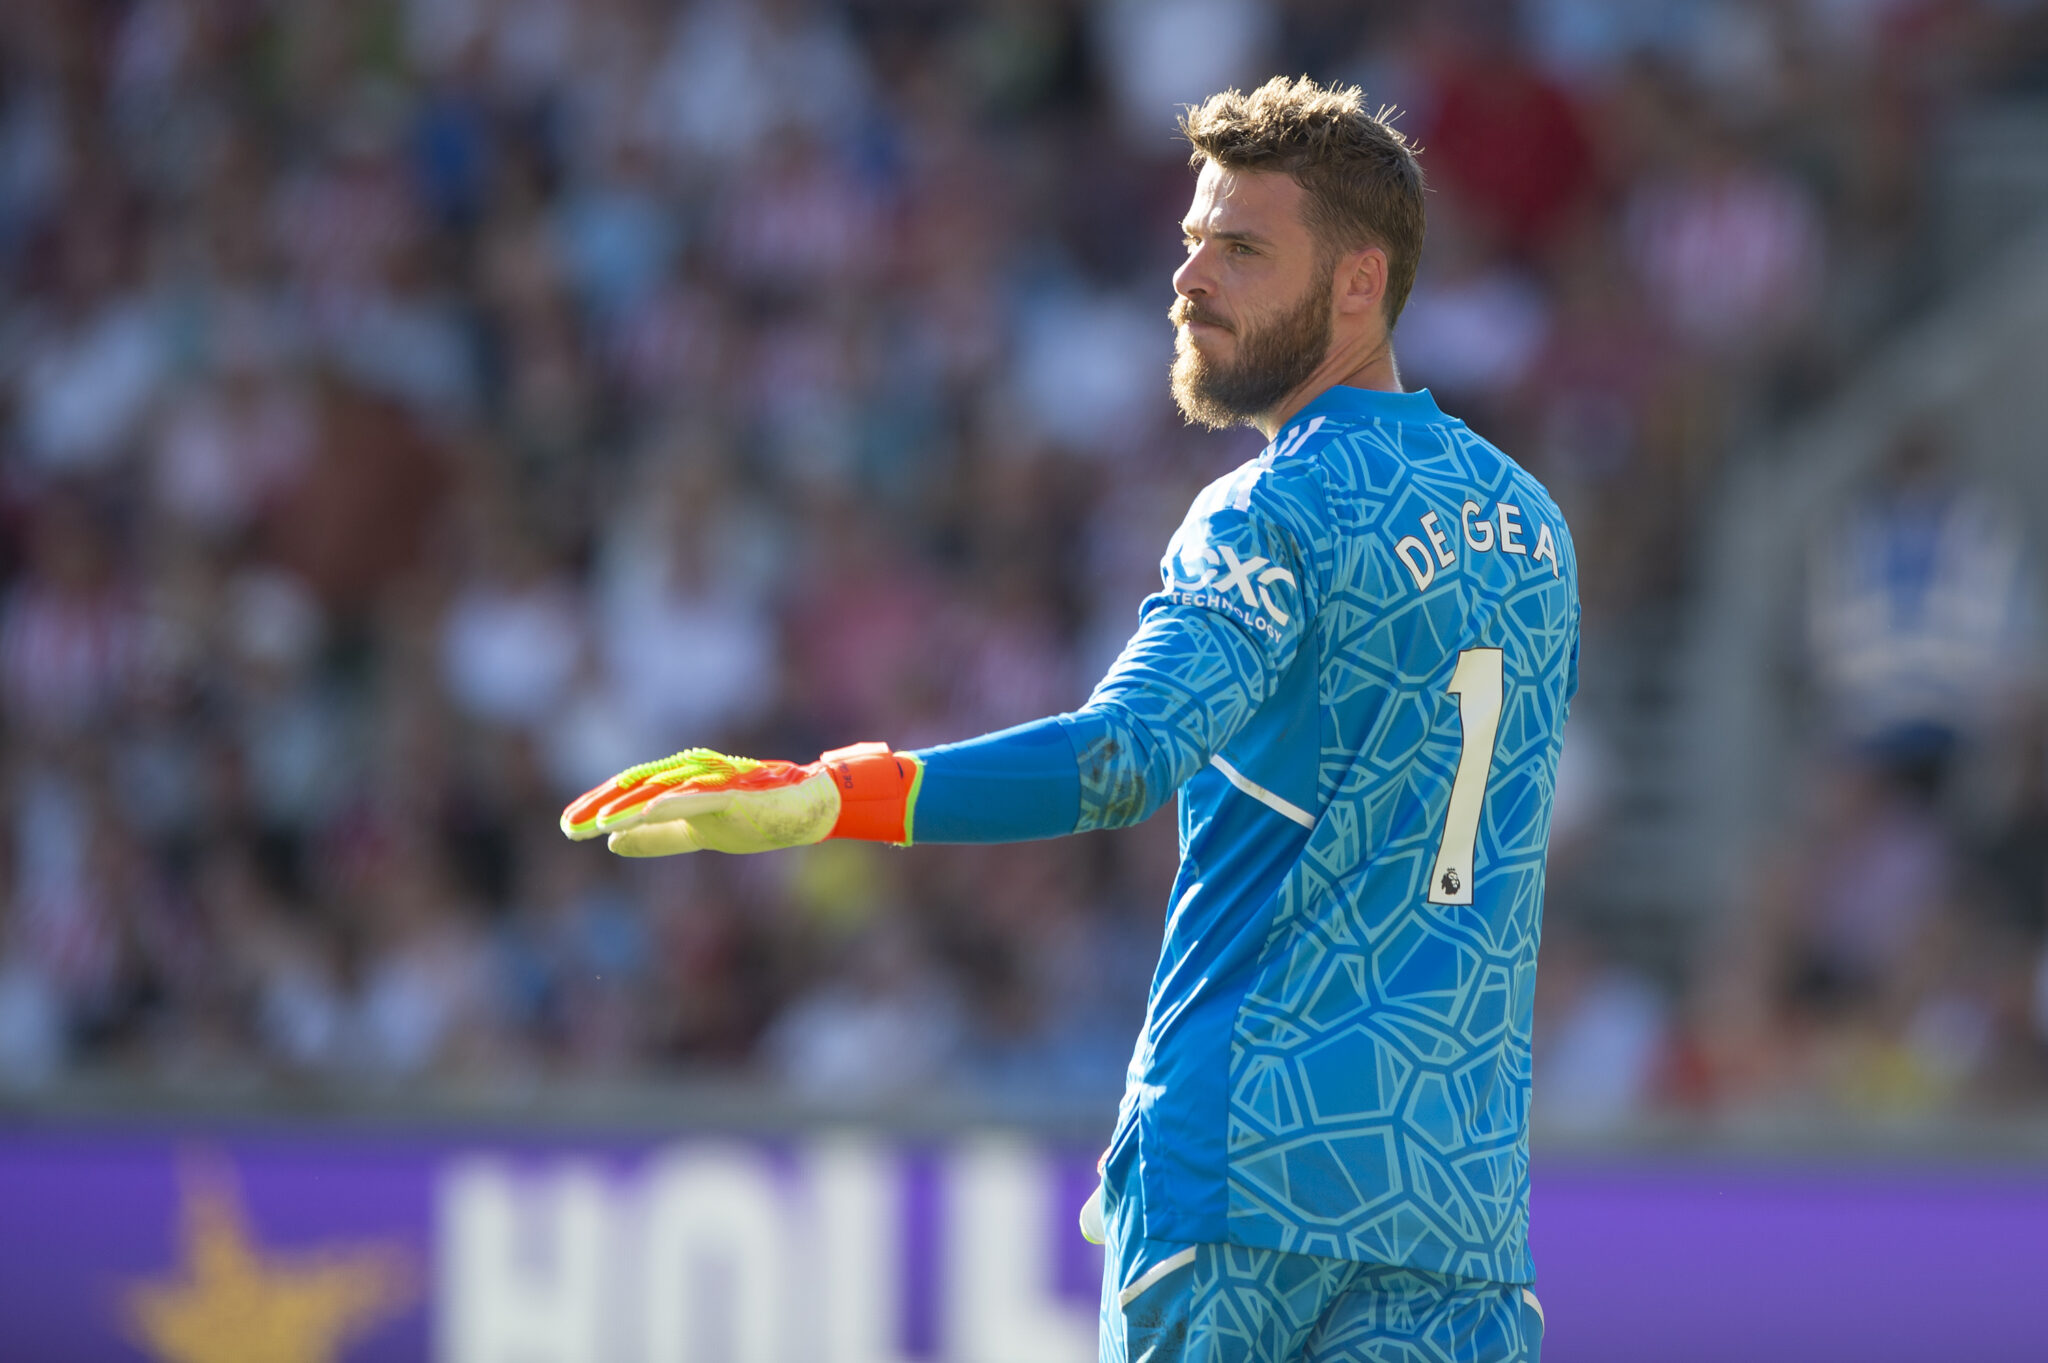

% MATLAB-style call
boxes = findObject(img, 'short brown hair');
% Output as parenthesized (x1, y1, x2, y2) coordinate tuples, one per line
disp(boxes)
(1179, 76, 1427, 326)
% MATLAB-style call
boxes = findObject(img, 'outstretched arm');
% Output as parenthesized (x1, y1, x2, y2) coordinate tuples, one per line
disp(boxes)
(558, 602, 1276, 856)
(562, 452, 1321, 857)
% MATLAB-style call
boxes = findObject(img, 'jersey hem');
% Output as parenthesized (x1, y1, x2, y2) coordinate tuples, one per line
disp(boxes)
(1223, 1213, 1535, 1286)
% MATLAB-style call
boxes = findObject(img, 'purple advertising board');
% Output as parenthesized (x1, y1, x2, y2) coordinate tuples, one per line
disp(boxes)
(2, 1125, 2046, 1362)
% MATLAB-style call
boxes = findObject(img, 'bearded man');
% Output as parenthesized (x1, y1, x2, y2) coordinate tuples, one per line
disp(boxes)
(567, 76, 1578, 1363)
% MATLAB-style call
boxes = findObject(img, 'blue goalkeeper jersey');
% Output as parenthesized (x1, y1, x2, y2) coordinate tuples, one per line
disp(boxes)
(916, 384, 1579, 1283)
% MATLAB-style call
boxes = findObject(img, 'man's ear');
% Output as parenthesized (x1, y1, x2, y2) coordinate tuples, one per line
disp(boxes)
(1335, 246, 1389, 318)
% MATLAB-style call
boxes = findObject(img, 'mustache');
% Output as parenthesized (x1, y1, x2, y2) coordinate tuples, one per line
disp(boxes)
(1170, 299, 1233, 332)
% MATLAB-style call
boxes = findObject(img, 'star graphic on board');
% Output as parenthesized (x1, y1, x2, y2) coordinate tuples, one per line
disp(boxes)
(123, 1157, 416, 1363)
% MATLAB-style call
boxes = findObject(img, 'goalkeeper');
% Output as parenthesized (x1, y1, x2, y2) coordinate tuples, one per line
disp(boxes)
(565, 78, 1576, 1363)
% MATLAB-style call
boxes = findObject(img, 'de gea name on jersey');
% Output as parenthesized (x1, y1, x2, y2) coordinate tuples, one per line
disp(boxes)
(1394, 498, 1563, 592)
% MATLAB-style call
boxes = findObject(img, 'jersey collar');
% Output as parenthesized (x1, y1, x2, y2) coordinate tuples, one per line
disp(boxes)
(1292, 384, 1445, 427)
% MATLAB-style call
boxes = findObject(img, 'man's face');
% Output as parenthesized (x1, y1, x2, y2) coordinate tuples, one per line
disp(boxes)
(1170, 161, 1335, 431)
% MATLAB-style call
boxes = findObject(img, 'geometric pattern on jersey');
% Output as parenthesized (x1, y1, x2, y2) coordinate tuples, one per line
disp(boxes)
(1069, 386, 1579, 1285)
(1098, 1236, 1544, 1363)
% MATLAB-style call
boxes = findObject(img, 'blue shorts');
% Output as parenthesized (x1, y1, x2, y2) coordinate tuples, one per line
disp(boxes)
(1100, 1238, 1544, 1363)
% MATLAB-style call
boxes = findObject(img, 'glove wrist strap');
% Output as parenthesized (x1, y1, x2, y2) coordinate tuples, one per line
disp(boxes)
(819, 742, 924, 846)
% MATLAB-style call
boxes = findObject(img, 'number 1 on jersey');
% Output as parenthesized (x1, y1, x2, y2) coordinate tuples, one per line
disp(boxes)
(1428, 647, 1504, 906)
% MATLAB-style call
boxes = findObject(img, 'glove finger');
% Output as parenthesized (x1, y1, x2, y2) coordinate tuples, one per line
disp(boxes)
(594, 783, 734, 836)
(606, 821, 706, 857)
(563, 772, 648, 840)
(639, 788, 738, 825)
(562, 748, 758, 840)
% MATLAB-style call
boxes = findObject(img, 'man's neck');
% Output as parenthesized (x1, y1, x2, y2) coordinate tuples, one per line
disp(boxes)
(1254, 334, 1401, 438)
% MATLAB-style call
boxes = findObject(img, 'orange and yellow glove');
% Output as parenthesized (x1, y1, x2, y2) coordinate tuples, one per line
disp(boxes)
(559, 743, 924, 857)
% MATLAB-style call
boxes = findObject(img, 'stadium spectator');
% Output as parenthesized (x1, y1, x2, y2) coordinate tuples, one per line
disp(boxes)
(1806, 429, 2041, 773)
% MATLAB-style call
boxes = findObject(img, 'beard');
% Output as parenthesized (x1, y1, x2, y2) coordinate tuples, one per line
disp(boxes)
(1169, 271, 1334, 431)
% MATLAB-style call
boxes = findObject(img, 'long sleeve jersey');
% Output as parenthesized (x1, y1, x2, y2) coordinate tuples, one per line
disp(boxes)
(911, 384, 1580, 1284)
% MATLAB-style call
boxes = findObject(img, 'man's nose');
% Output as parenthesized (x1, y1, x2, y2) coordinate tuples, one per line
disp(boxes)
(1173, 246, 1214, 301)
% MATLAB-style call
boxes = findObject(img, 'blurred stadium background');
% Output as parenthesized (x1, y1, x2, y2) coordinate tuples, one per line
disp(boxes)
(4, 0, 2048, 1360)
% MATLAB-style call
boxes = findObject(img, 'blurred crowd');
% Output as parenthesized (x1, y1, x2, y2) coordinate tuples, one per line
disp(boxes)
(1669, 429, 2048, 1124)
(2, 0, 2047, 1128)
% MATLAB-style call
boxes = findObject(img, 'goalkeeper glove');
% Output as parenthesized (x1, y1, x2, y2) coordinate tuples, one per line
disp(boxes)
(1078, 1183, 1106, 1246)
(559, 742, 924, 857)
